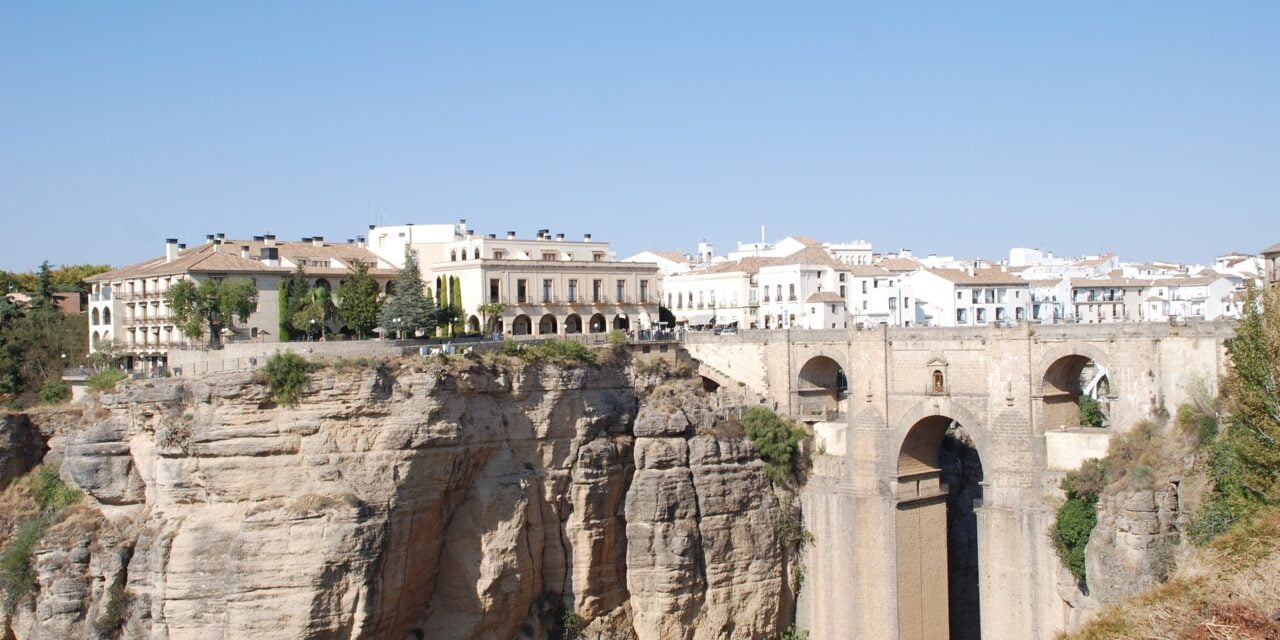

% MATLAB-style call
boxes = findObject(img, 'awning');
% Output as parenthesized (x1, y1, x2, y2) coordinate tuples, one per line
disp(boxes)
(683, 313, 715, 325)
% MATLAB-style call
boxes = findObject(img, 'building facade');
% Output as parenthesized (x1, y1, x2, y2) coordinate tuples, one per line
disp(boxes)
(86, 235, 396, 371)
(367, 222, 661, 336)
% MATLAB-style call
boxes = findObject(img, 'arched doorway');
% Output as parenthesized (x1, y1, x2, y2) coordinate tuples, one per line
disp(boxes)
(564, 314, 583, 334)
(538, 314, 558, 335)
(796, 355, 848, 419)
(466, 316, 480, 334)
(588, 313, 607, 333)
(512, 315, 532, 336)
(1041, 355, 1110, 429)
(612, 314, 630, 330)
(896, 416, 984, 640)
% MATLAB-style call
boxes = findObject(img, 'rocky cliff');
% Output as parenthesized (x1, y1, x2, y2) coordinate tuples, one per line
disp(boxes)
(0, 357, 789, 639)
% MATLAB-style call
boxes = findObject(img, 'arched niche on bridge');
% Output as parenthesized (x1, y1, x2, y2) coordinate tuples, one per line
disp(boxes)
(896, 415, 985, 640)
(1040, 353, 1112, 429)
(796, 355, 848, 420)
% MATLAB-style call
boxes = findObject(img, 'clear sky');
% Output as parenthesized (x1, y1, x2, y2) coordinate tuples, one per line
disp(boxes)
(2, 2, 1277, 271)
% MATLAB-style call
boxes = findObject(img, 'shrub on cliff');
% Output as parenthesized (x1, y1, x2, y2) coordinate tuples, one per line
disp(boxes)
(260, 351, 312, 406)
(86, 369, 126, 392)
(743, 407, 808, 484)
(1079, 394, 1105, 427)
(38, 379, 68, 405)
(1191, 285, 1280, 543)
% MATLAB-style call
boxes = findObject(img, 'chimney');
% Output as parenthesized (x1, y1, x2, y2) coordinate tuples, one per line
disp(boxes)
(487, 233, 496, 239)
(253, 235, 264, 242)
(556, 233, 565, 241)
(260, 247, 279, 267)
(216, 233, 225, 241)
(165, 238, 179, 263)
(312, 236, 324, 247)
(206, 234, 215, 244)
(178, 243, 187, 250)
(264, 234, 276, 247)
(368, 224, 375, 230)
(584, 233, 592, 241)
(507, 231, 516, 239)
(347, 238, 354, 244)
(301, 237, 312, 244)
(466, 230, 475, 236)
(240, 245, 250, 259)
(356, 236, 365, 249)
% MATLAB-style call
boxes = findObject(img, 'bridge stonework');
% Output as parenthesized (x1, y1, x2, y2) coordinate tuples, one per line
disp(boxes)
(682, 322, 1233, 640)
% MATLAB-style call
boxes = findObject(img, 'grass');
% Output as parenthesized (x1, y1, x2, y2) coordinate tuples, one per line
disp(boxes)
(0, 465, 82, 611)
(86, 369, 127, 392)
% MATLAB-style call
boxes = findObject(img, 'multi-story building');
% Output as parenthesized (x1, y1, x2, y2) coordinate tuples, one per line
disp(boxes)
(623, 250, 693, 276)
(367, 221, 661, 336)
(86, 235, 397, 371)
(906, 267, 1032, 327)
(1264, 243, 1280, 289)
(1142, 275, 1242, 322)
(665, 257, 766, 329)
(1069, 278, 1150, 323)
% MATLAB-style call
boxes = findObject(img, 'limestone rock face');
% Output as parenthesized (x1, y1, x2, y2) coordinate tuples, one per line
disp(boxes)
(4, 361, 786, 640)
(1084, 481, 1185, 604)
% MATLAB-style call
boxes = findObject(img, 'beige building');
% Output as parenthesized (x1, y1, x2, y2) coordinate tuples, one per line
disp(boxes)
(1069, 277, 1151, 323)
(1264, 242, 1280, 289)
(86, 235, 396, 371)
(367, 221, 661, 336)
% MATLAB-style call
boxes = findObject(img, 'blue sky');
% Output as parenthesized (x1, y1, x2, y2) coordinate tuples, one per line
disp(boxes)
(2, 2, 1277, 270)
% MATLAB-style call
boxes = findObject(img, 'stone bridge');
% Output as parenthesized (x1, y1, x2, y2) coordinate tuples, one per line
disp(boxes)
(682, 322, 1234, 640)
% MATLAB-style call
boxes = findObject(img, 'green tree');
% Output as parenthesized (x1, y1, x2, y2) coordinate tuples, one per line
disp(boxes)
(449, 275, 464, 335)
(743, 406, 809, 484)
(336, 260, 382, 338)
(166, 278, 259, 349)
(1193, 285, 1280, 540)
(34, 262, 54, 306)
(0, 301, 86, 407)
(291, 287, 336, 340)
(478, 303, 506, 335)
(378, 249, 436, 339)
(279, 265, 310, 341)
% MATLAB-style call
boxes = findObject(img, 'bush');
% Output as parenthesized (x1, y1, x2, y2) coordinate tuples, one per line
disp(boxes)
(1053, 495, 1097, 583)
(1176, 404, 1219, 447)
(605, 329, 628, 346)
(93, 581, 129, 637)
(743, 407, 808, 484)
(1061, 458, 1110, 501)
(492, 339, 598, 365)
(0, 518, 47, 610)
(778, 626, 810, 640)
(38, 380, 69, 405)
(1079, 394, 1105, 427)
(155, 418, 192, 451)
(28, 465, 80, 512)
(87, 369, 127, 392)
(261, 352, 312, 406)
(551, 607, 582, 640)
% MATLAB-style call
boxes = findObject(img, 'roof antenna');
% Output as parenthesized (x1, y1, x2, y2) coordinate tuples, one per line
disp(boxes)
(761, 225, 766, 244)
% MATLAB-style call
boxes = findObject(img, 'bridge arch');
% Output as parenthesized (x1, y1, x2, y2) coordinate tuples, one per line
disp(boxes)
(1035, 344, 1114, 430)
(895, 410, 986, 640)
(796, 354, 848, 420)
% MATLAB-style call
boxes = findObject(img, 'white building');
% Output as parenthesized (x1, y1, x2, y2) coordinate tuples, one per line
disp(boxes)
(906, 267, 1032, 327)
(367, 221, 661, 336)
(623, 250, 693, 276)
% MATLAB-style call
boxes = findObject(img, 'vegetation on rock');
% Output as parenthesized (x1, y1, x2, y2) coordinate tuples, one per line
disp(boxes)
(0, 466, 82, 610)
(260, 351, 313, 406)
(87, 369, 127, 392)
(743, 406, 809, 484)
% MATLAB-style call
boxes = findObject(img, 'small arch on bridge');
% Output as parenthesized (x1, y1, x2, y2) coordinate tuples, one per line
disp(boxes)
(896, 415, 985, 640)
(1040, 353, 1112, 429)
(796, 355, 848, 420)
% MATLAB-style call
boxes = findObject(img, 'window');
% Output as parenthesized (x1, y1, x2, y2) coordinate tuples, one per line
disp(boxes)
(616, 280, 626, 302)
(839, 285, 846, 298)
(569, 279, 579, 303)
(932, 370, 945, 394)
(474, 248, 480, 259)
(542, 252, 558, 261)
(976, 308, 987, 323)
(957, 291, 964, 300)
(542, 279, 552, 303)
(493, 249, 506, 260)
(593, 280, 603, 303)
(517, 279, 528, 304)
(863, 281, 868, 294)
(776, 284, 782, 301)
(839, 273, 846, 282)
(788, 284, 796, 301)
(764, 287, 770, 302)
(957, 309, 968, 323)
(640, 280, 649, 303)
(889, 297, 897, 310)
(593, 252, 605, 262)
(450, 250, 456, 261)
(489, 279, 500, 303)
